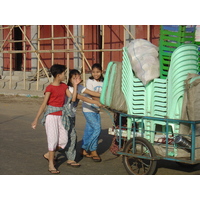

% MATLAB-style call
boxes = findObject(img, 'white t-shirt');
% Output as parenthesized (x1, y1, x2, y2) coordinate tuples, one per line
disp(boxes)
(65, 84, 86, 117)
(82, 79, 103, 113)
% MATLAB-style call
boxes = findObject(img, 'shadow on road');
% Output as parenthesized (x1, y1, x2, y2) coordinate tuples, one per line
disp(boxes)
(55, 128, 114, 168)
(157, 160, 200, 174)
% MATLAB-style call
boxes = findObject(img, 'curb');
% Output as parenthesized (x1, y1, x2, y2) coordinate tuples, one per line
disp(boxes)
(0, 88, 44, 98)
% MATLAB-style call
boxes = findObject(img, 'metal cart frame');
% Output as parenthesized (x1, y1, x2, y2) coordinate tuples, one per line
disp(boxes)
(114, 111, 200, 175)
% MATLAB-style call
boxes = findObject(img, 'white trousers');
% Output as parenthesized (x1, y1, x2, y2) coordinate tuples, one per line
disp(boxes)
(45, 115, 68, 151)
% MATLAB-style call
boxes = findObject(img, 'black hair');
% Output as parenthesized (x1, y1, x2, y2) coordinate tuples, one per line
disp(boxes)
(50, 64, 66, 78)
(89, 63, 104, 81)
(67, 69, 81, 87)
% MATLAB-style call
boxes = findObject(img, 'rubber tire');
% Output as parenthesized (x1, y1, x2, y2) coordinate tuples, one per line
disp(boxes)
(122, 137, 157, 175)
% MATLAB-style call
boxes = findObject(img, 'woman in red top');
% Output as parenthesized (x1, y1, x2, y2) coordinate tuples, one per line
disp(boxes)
(32, 64, 81, 174)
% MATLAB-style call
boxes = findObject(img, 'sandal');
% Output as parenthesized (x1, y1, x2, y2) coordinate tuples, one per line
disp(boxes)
(91, 155, 102, 162)
(67, 160, 81, 168)
(80, 149, 91, 158)
(90, 151, 101, 162)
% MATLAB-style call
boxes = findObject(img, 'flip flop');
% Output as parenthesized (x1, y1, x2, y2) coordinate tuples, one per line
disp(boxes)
(91, 156, 102, 162)
(48, 169, 60, 174)
(80, 149, 92, 158)
(67, 161, 81, 168)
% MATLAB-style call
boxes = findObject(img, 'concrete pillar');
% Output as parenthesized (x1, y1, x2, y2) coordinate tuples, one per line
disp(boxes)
(124, 25, 135, 46)
(31, 25, 38, 73)
(73, 25, 82, 70)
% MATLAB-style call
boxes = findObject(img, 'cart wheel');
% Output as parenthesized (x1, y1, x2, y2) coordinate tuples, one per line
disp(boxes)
(122, 137, 157, 175)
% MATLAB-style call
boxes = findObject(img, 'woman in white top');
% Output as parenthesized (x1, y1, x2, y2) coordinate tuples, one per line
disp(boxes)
(82, 63, 104, 162)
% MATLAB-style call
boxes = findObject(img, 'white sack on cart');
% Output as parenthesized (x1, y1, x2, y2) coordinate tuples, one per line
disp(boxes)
(127, 39, 160, 85)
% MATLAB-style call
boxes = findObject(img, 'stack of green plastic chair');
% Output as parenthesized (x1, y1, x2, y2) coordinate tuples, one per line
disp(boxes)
(167, 44, 199, 134)
(159, 25, 196, 79)
(152, 79, 167, 119)
(101, 43, 199, 149)
(149, 78, 168, 135)
(121, 47, 137, 139)
(122, 47, 168, 142)
(122, 47, 155, 141)
(121, 48, 135, 115)
(132, 77, 146, 116)
(121, 44, 199, 143)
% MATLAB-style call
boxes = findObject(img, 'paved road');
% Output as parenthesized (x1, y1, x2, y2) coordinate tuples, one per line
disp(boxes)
(1, 95, 200, 175)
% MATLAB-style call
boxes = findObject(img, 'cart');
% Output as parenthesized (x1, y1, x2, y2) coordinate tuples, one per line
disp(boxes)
(111, 111, 200, 175)
(101, 43, 200, 175)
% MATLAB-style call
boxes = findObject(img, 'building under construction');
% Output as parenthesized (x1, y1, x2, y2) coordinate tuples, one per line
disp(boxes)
(0, 25, 161, 90)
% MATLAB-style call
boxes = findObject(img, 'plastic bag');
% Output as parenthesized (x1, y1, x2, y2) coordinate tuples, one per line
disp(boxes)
(127, 39, 160, 85)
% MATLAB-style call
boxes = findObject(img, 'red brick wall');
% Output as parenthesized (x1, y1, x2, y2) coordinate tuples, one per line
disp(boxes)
(135, 25, 160, 46)
(2, 25, 160, 71)
(103, 25, 124, 68)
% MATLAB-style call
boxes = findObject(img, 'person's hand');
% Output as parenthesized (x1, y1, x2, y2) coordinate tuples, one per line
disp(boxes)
(96, 101, 104, 107)
(31, 119, 37, 129)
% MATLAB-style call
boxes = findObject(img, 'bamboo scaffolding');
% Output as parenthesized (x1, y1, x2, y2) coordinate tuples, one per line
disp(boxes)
(37, 25, 40, 90)
(0, 25, 15, 52)
(0, 25, 148, 92)
(101, 25, 105, 71)
(23, 26, 26, 89)
(82, 25, 85, 86)
(17, 25, 50, 82)
(9, 32, 12, 89)
(66, 25, 69, 83)
(0, 26, 15, 29)
(124, 25, 126, 46)
(38, 36, 83, 41)
(64, 25, 91, 70)
(147, 25, 150, 41)
(1, 36, 83, 43)
(51, 25, 54, 65)
(0, 39, 27, 42)
(1, 48, 123, 54)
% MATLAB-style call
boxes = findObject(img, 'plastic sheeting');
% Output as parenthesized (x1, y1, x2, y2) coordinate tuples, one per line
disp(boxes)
(100, 61, 127, 112)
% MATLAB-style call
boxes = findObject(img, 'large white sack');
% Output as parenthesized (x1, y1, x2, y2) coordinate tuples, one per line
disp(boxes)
(127, 39, 160, 85)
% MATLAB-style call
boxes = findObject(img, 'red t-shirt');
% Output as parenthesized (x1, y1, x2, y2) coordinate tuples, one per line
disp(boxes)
(45, 82, 68, 115)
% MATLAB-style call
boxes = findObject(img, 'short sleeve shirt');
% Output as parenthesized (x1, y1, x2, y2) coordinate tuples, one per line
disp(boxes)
(65, 84, 86, 117)
(82, 79, 103, 113)
(45, 82, 68, 115)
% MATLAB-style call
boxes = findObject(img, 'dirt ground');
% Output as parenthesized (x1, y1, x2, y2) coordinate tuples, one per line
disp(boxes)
(1, 94, 200, 175)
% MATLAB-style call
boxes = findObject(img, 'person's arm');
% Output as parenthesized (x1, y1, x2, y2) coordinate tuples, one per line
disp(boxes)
(91, 96, 100, 101)
(83, 88, 100, 97)
(31, 92, 51, 129)
(77, 94, 102, 107)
